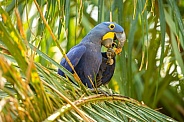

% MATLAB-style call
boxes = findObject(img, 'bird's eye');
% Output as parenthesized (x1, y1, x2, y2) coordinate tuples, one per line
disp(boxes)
(109, 24, 115, 30)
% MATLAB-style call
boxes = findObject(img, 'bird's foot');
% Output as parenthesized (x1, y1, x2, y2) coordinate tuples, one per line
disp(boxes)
(90, 88, 113, 96)
(106, 48, 116, 65)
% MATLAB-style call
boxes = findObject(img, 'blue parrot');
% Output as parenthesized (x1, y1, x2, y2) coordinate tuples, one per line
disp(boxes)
(58, 22, 126, 88)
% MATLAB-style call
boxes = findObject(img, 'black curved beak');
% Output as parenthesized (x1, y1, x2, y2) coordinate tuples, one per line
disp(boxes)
(114, 32, 126, 48)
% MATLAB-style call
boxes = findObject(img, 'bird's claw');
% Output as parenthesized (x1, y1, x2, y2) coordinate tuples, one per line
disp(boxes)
(106, 48, 116, 65)
(90, 88, 113, 96)
(106, 58, 114, 65)
(107, 48, 116, 58)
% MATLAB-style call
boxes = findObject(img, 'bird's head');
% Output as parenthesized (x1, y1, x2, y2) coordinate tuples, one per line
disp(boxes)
(89, 22, 126, 54)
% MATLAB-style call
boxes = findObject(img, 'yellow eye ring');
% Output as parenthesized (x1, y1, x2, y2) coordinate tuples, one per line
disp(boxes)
(109, 24, 115, 30)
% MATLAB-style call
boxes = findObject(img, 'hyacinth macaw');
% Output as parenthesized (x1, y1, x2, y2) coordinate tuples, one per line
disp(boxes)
(58, 22, 126, 88)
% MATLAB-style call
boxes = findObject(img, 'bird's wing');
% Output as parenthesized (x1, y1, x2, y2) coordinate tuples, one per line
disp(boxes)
(58, 45, 86, 76)
(96, 52, 115, 87)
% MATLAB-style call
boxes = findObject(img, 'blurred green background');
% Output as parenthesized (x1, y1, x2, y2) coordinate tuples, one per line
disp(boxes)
(0, 0, 184, 121)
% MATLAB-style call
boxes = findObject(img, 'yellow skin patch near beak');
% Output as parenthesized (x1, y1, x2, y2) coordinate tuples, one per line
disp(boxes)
(102, 32, 115, 40)
(102, 32, 123, 54)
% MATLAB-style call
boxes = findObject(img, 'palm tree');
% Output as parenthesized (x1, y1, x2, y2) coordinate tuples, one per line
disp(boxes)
(0, 0, 183, 121)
